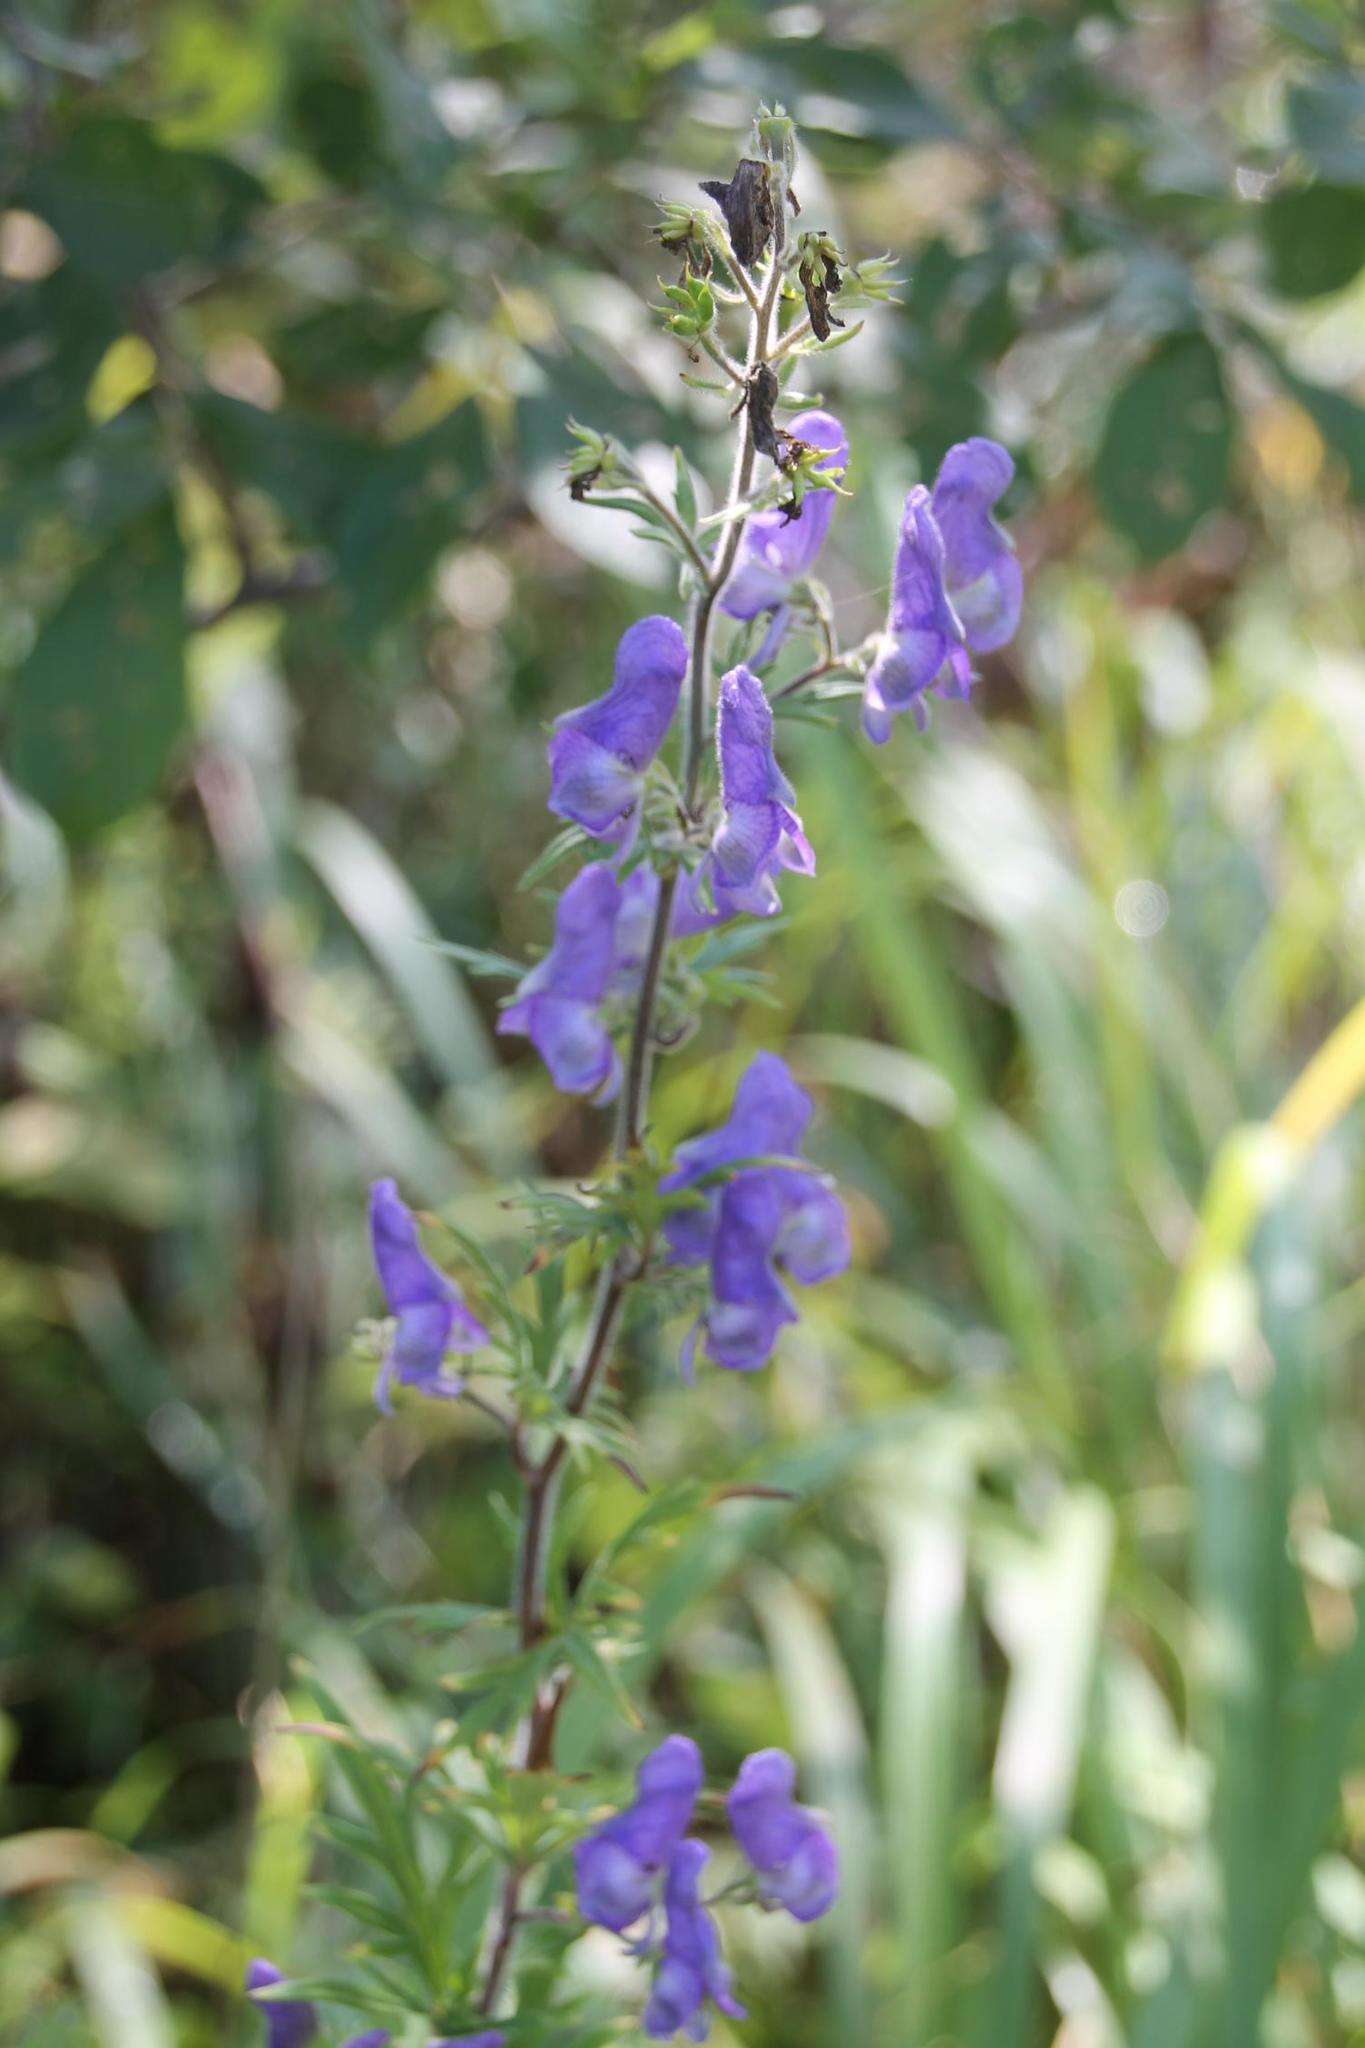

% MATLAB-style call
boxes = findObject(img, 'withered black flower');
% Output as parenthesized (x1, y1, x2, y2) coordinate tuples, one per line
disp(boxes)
(746, 363, 785, 465)
(699, 159, 774, 270)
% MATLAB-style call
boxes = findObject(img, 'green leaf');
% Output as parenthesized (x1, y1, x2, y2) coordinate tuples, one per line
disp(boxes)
(673, 448, 698, 531)
(352, 1600, 505, 1635)
(1094, 330, 1232, 560)
(23, 115, 264, 285)
(1286, 71, 1365, 183)
(1234, 318, 1365, 500)
(1260, 181, 1365, 299)
(562, 1630, 643, 1729)
(9, 505, 187, 841)
(334, 404, 492, 638)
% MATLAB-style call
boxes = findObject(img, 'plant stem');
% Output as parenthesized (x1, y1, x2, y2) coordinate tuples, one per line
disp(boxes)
(476, 220, 788, 2024)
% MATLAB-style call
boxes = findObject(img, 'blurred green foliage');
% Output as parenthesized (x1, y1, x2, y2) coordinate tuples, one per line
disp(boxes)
(1, 0, 1363, 2044)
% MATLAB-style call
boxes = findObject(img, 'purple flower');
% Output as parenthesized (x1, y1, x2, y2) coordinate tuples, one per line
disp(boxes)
(660, 1051, 812, 1265)
(698, 1167, 848, 1374)
(660, 1054, 849, 1375)
(575, 1734, 703, 1933)
(862, 437, 1020, 743)
(931, 436, 1022, 654)
(643, 1840, 746, 2042)
(498, 862, 624, 1100)
(367, 1180, 488, 1414)
(245, 1960, 317, 2048)
(674, 668, 813, 933)
(727, 1749, 839, 1923)
(341, 2036, 391, 2048)
(719, 411, 847, 658)
(860, 486, 971, 743)
(548, 616, 688, 846)
(609, 863, 663, 991)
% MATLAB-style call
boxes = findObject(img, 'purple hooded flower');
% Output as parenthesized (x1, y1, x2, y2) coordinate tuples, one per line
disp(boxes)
(498, 862, 624, 1100)
(726, 1749, 839, 1923)
(697, 1167, 848, 1375)
(674, 668, 813, 934)
(341, 2036, 391, 2048)
(643, 1840, 746, 2043)
(548, 616, 688, 845)
(660, 1051, 812, 1264)
(862, 438, 1020, 743)
(930, 436, 1022, 654)
(609, 863, 663, 992)
(245, 1961, 317, 2048)
(660, 1054, 849, 1375)
(719, 412, 847, 661)
(860, 486, 971, 743)
(575, 1734, 703, 1933)
(368, 1180, 488, 1413)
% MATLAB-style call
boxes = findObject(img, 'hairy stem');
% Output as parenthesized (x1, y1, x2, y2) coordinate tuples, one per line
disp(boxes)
(477, 215, 788, 2022)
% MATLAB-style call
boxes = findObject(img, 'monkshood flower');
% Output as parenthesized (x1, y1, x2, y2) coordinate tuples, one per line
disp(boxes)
(660, 1053, 849, 1373)
(861, 436, 1020, 742)
(643, 1840, 746, 2043)
(609, 863, 663, 992)
(860, 486, 970, 742)
(368, 1179, 489, 1413)
(930, 435, 1023, 654)
(674, 667, 813, 933)
(699, 1167, 848, 1374)
(660, 1051, 812, 1266)
(245, 1961, 317, 2048)
(547, 615, 688, 847)
(719, 410, 847, 665)
(498, 862, 624, 1100)
(726, 1749, 839, 1922)
(575, 1734, 703, 1933)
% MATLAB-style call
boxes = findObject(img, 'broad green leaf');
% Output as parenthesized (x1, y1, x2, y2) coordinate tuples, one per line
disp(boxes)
(23, 116, 263, 285)
(334, 401, 492, 637)
(1095, 331, 1232, 559)
(1260, 181, 1365, 299)
(9, 506, 186, 841)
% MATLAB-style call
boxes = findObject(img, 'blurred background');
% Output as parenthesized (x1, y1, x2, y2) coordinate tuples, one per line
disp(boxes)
(2, 1, 1363, 2043)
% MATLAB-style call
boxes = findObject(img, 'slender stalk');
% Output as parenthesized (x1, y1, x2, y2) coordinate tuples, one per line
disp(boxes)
(476, 205, 790, 2023)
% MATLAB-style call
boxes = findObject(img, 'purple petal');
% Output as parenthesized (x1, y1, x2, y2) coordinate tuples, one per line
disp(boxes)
(498, 864, 624, 1099)
(719, 410, 847, 622)
(575, 1735, 704, 1932)
(661, 1052, 813, 1201)
(498, 993, 619, 1100)
(368, 1181, 487, 1411)
(703, 1172, 800, 1373)
(510, 863, 621, 1004)
(930, 437, 1022, 653)
(609, 864, 662, 993)
(545, 727, 644, 841)
(860, 487, 971, 739)
(716, 666, 793, 808)
(548, 616, 687, 837)
(341, 2035, 391, 2048)
(776, 1176, 850, 1285)
(644, 1841, 746, 2041)
(727, 1749, 839, 1923)
(245, 1960, 318, 2048)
